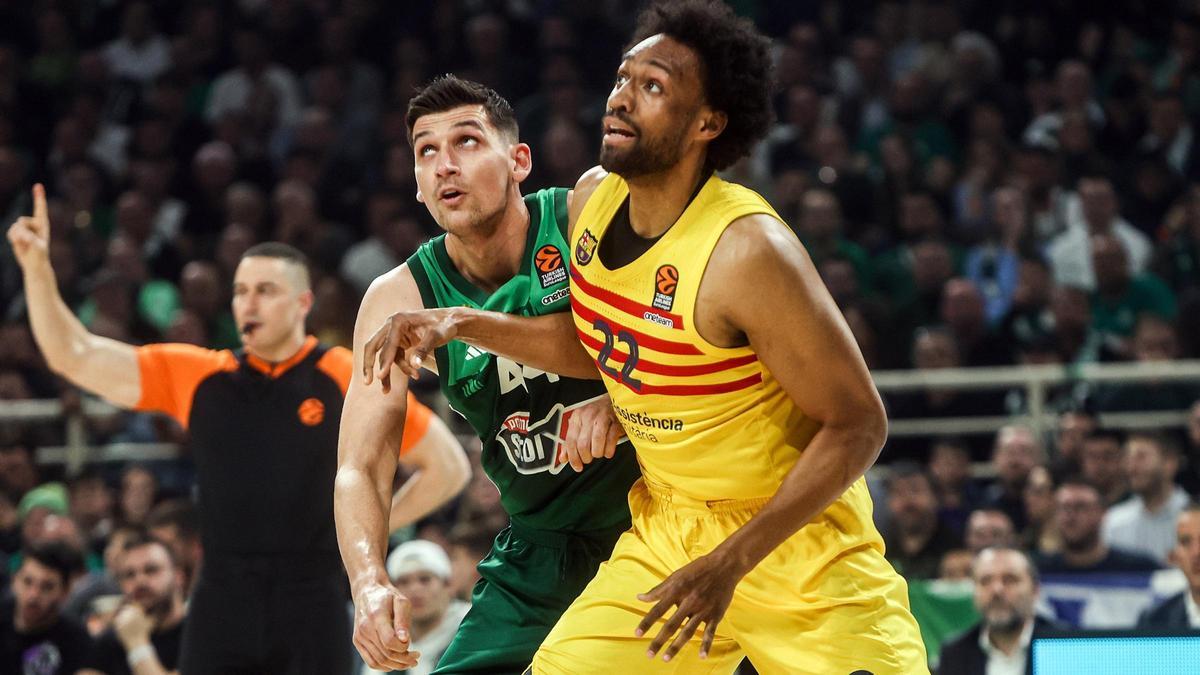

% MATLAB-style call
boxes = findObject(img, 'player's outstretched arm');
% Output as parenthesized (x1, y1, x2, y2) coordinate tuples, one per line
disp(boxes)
(335, 266, 424, 671)
(364, 308, 598, 387)
(7, 184, 140, 407)
(389, 409, 470, 531)
(636, 214, 888, 661)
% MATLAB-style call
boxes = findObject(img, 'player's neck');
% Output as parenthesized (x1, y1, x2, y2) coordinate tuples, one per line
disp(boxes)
(445, 193, 530, 293)
(623, 157, 708, 239)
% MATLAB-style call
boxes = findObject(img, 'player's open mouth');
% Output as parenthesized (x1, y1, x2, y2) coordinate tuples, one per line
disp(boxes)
(439, 187, 467, 205)
(603, 119, 637, 146)
(241, 321, 261, 336)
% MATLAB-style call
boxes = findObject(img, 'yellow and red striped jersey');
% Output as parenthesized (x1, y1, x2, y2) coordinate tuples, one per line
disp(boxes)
(569, 173, 822, 502)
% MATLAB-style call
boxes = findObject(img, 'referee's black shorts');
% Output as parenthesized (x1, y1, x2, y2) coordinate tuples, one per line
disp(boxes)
(179, 552, 351, 675)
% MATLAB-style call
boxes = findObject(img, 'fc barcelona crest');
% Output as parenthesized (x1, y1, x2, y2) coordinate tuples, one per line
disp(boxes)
(575, 229, 598, 266)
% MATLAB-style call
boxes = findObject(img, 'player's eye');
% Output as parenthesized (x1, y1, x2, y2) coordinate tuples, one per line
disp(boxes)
(419, 144, 436, 157)
(614, 73, 628, 89)
(459, 136, 479, 148)
(646, 80, 663, 93)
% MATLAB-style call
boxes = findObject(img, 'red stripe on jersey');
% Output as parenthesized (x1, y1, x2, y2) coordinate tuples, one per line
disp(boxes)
(576, 331, 758, 376)
(571, 296, 703, 356)
(603, 369, 763, 396)
(570, 267, 685, 329)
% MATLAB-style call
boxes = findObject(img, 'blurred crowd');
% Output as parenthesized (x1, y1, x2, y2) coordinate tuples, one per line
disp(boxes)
(5, 0, 1200, 671)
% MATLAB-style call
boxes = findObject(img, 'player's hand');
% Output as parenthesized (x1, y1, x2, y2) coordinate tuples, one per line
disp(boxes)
(113, 603, 154, 650)
(560, 395, 624, 473)
(351, 581, 421, 670)
(635, 553, 743, 662)
(6, 184, 51, 272)
(362, 308, 458, 393)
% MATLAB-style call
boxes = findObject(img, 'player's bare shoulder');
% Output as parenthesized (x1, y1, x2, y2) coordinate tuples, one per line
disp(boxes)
(566, 165, 609, 237)
(709, 213, 807, 285)
(361, 263, 426, 318)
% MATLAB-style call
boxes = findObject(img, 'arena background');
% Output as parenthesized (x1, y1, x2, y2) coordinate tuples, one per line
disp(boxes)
(2, 1, 1200, 672)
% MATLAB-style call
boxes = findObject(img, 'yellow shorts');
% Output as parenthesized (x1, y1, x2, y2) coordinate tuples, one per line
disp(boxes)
(533, 478, 928, 674)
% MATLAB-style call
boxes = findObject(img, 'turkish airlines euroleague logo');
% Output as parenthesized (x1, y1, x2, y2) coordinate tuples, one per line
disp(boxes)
(534, 245, 567, 288)
(298, 398, 325, 426)
(653, 264, 679, 311)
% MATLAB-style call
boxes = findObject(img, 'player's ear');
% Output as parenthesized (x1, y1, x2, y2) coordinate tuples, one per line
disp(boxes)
(416, 189, 425, 204)
(696, 108, 727, 142)
(297, 288, 315, 315)
(511, 142, 532, 184)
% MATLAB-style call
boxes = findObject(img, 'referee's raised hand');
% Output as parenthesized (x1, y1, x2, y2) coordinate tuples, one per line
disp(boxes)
(7, 184, 51, 273)
(352, 580, 421, 670)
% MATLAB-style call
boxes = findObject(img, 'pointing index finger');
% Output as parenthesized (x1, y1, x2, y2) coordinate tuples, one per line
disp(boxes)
(32, 184, 48, 229)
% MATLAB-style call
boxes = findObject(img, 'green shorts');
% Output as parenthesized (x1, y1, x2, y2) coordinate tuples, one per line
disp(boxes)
(433, 520, 627, 675)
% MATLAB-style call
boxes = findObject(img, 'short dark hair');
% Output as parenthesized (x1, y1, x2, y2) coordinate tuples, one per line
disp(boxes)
(885, 460, 934, 493)
(241, 242, 311, 287)
(120, 528, 178, 567)
(21, 541, 85, 587)
(626, 0, 774, 172)
(145, 499, 200, 542)
(1126, 431, 1183, 460)
(405, 75, 518, 145)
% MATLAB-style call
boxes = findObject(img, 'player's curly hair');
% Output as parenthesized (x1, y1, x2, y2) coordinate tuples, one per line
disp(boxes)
(627, 0, 775, 173)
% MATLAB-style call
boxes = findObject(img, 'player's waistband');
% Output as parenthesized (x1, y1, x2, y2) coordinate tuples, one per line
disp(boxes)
(507, 519, 629, 549)
(640, 478, 772, 514)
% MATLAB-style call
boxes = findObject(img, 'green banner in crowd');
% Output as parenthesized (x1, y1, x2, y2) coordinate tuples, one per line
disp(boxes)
(907, 579, 980, 668)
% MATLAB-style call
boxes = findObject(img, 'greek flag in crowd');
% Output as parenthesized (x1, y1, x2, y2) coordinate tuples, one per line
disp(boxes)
(1038, 570, 1188, 628)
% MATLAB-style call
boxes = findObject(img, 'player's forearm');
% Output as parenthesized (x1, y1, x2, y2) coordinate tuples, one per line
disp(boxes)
(711, 417, 886, 576)
(450, 308, 599, 379)
(335, 463, 395, 591)
(22, 262, 90, 373)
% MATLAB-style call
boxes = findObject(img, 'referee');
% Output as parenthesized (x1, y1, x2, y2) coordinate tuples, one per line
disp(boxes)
(8, 184, 470, 674)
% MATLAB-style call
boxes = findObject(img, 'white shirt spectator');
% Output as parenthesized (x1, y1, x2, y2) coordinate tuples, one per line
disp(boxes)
(978, 618, 1033, 675)
(206, 66, 303, 130)
(1044, 194, 1151, 291)
(1103, 487, 1190, 563)
(102, 35, 172, 84)
(340, 238, 400, 295)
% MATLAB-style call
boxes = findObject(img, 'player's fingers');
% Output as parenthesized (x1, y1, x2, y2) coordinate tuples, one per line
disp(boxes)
(407, 333, 436, 377)
(646, 608, 689, 658)
(376, 324, 401, 381)
(634, 596, 672, 638)
(32, 184, 47, 225)
(362, 325, 386, 384)
(353, 627, 387, 669)
(565, 410, 586, 472)
(662, 615, 704, 661)
(589, 416, 607, 459)
(603, 425, 621, 459)
(699, 621, 718, 659)
(392, 593, 412, 645)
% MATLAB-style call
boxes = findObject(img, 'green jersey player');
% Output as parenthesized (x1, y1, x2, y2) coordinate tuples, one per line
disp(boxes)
(335, 76, 640, 674)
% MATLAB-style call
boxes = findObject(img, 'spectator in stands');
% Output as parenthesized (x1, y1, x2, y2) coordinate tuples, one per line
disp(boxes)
(1081, 429, 1131, 507)
(1088, 233, 1176, 351)
(79, 531, 185, 675)
(1102, 433, 1190, 563)
(928, 437, 985, 536)
(1138, 503, 1200, 629)
(938, 547, 1063, 675)
(963, 186, 1030, 326)
(0, 541, 90, 674)
(1093, 315, 1199, 412)
(1185, 399, 1200, 493)
(144, 500, 201, 597)
(66, 469, 114, 557)
(964, 508, 1016, 553)
(101, 2, 172, 86)
(65, 524, 138, 623)
(938, 549, 975, 582)
(985, 425, 1043, 531)
(116, 466, 156, 528)
(1045, 285, 1107, 365)
(1153, 184, 1200, 294)
(0, 443, 38, 500)
(1037, 479, 1160, 574)
(205, 26, 302, 137)
(883, 461, 962, 579)
(360, 540, 469, 675)
(940, 277, 1012, 366)
(1046, 175, 1152, 292)
(1052, 408, 1097, 480)
(1022, 465, 1062, 556)
(795, 188, 871, 292)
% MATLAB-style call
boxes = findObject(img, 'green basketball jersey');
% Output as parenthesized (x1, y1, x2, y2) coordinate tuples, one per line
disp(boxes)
(407, 188, 639, 534)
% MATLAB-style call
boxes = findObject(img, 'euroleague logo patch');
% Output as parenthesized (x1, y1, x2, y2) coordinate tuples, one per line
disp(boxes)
(575, 229, 598, 266)
(297, 398, 325, 426)
(534, 245, 567, 288)
(652, 264, 679, 311)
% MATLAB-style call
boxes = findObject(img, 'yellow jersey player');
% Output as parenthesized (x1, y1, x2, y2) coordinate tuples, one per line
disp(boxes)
(362, 1, 928, 673)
